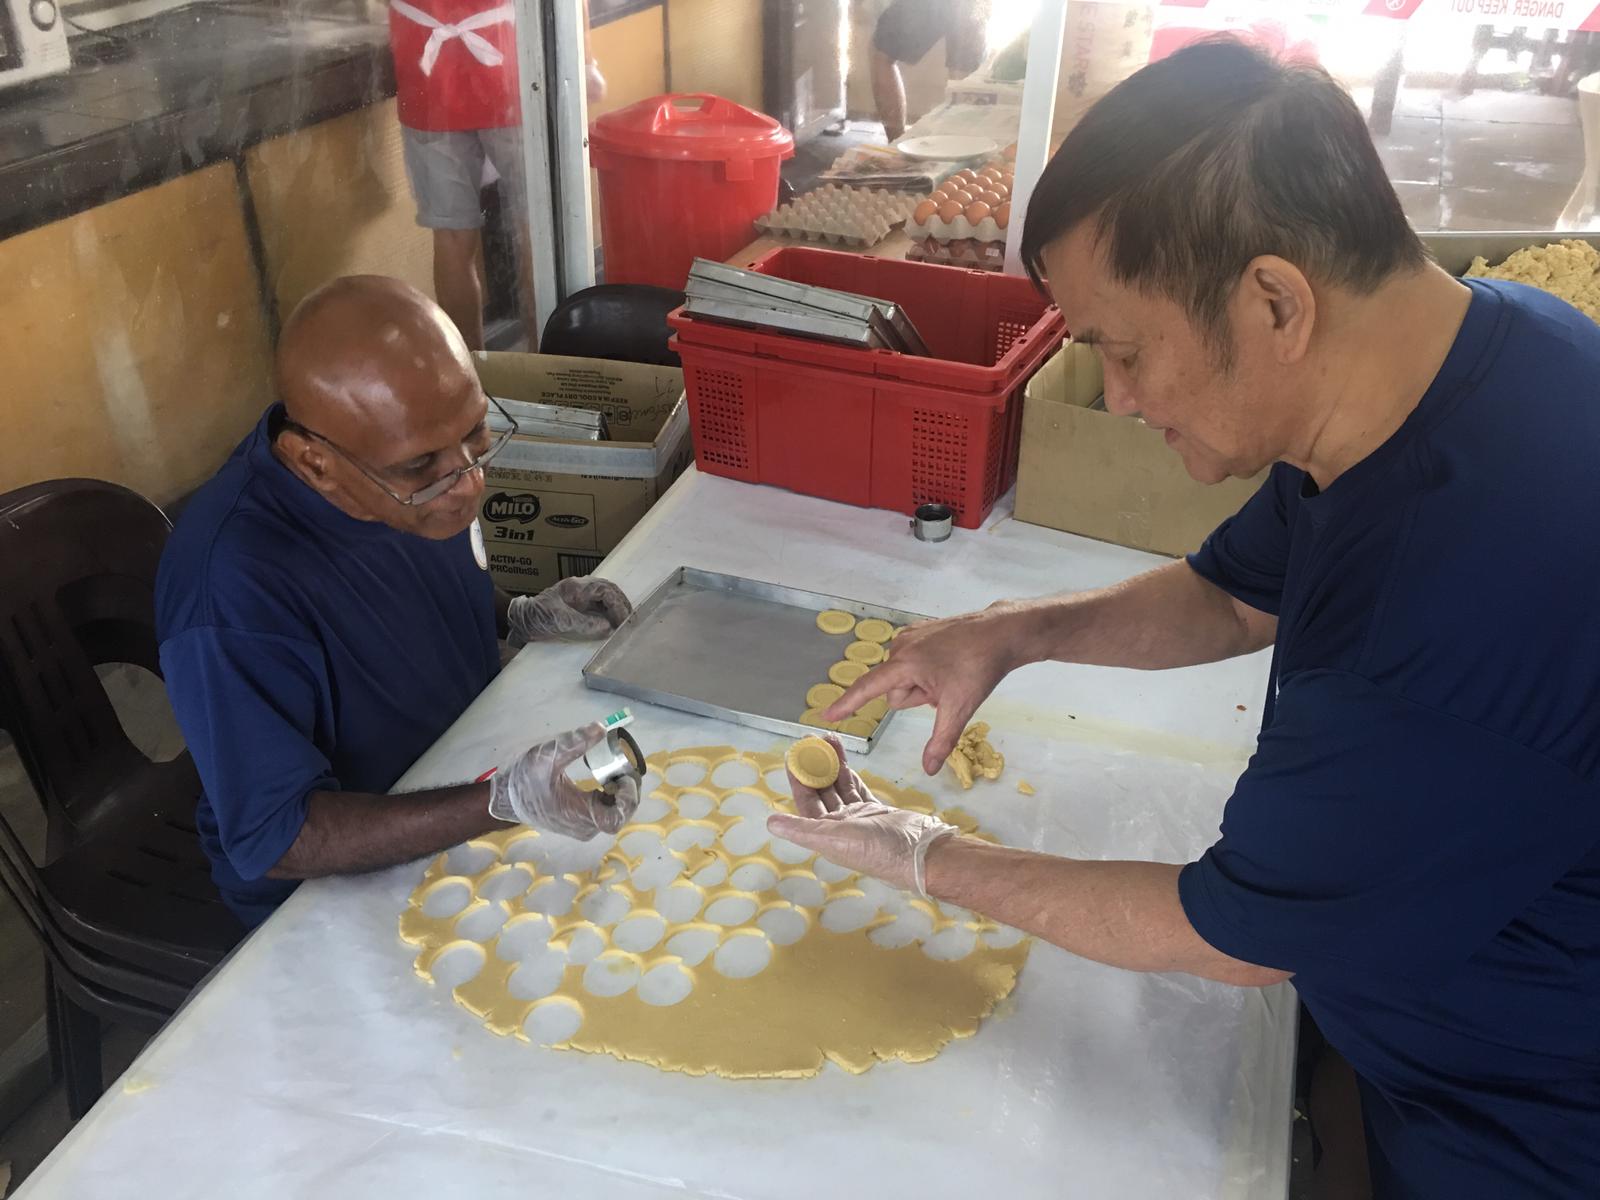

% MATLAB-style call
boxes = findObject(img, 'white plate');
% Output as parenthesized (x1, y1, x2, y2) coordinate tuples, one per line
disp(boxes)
(896, 135, 999, 162)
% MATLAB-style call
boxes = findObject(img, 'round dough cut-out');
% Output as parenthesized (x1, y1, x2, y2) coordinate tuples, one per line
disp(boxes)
(815, 610, 857, 635)
(828, 660, 871, 687)
(837, 716, 878, 739)
(401, 745, 1031, 1077)
(786, 737, 840, 789)
(805, 682, 845, 710)
(844, 640, 886, 665)
(854, 618, 895, 644)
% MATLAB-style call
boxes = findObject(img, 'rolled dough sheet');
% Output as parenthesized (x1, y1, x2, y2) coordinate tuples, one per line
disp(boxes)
(400, 746, 1031, 1078)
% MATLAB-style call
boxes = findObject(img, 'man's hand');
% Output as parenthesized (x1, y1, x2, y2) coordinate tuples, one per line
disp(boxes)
(488, 722, 639, 839)
(506, 576, 631, 647)
(823, 602, 1036, 774)
(768, 734, 957, 896)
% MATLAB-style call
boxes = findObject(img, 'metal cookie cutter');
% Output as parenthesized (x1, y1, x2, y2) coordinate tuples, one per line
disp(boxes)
(910, 502, 954, 543)
(584, 708, 645, 805)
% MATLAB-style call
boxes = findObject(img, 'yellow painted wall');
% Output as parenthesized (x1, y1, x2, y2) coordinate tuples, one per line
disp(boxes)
(246, 99, 435, 322)
(591, 6, 668, 118)
(0, 164, 274, 506)
(667, 0, 764, 112)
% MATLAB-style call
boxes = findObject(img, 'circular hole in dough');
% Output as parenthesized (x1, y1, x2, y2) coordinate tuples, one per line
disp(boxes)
(637, 961, 695, 1007)
(655, 881, 706, 923)
(821, 894, 880, 933)
(728, 861, 778, 893)
(828, 660, 870, 688)
(813, 857, 856, 884)
(666, 822, 718, 853)
(854, 876, 900, 906)
(983, 925, 1027, 949)
(507, 948, 567, 1000)
(634, 792, 672, 823)
(477, 865, 535, 903)
(664, 925, 720, 967)
(719, 817, 769, 858)
(718, 790, 772, 822)
(923, 926, 979, 962)
(421, 879, 473, 919)
(582, 951, 642, 998)
(524, 876, 579, 917)
(562, 924, 607, 965)
(675, 789, 718, 820)
(844, 641, 886, 666)
(854, 618, 894, 644)
(502, 835, 548, 866)
(579, 886, 632, 926)
(777, 872, 826, 908)
(445, 842, 499, 876)
(619, 828, 665, 858)
(496, 914, 555, 961)
(704, 893, 759, 926)
(664, 759, 709, 787)
(430, 942, 485, 989)
(805, 682, 845, 710)
(630, 849, 687, 892)
(455, 902, 510, 942)
(869, 907, 934, 949)
(937, 901, 975, 924)
(612, 911, 668, 954)
(816, 609, 857, 635)
(798, 708, 839, 731)
(837, 717, 878, 739)
(763, 767, 792, 792)
(709, 757, 759, 789)
(769, 835, 815, 865)
(713, 930, 773, 979)
(523, 996, 583, 1046)
(690, 857, 729, 889)
(786, 737, 840, 789)
(756, 904, 809, 946)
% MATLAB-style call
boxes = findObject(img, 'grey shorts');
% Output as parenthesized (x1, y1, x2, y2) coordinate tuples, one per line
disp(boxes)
(400, 125, 526, 231)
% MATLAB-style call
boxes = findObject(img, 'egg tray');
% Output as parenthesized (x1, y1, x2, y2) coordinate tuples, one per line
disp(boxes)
(904, 214, 1007, 247)
(905, 237, 1006, 273)
(755, 185, 928, 250)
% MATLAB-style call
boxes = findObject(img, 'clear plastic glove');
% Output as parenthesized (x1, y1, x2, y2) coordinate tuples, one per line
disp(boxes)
(506, 576, 631, 647)
(586, 58, 607, 104)
(487, 722, 639, 839)
(768, 734, 957, 897)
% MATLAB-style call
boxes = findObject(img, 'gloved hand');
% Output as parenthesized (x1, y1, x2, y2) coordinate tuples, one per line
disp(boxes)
(487, 722, 640, 839)
(768, 734, 958, 897)
(506, 576, 631, 647)
(586, 58, 607, 104)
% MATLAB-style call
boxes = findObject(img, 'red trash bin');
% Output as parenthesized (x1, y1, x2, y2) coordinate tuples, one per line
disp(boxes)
(591, 93, 794, 290)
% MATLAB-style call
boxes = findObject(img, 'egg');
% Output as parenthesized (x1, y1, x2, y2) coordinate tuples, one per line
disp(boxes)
(965, 201, 992, 225)
(977, 190, 1004, 208)
(979, 166, 1004, 182)
(945, 189, 974, 207)
(994, 202, 1011, 229)
(991, 181, 1010, 200)
(937, 199, 964, 224)
(913, 199, 938, 224)
(955, 169, 980, 183)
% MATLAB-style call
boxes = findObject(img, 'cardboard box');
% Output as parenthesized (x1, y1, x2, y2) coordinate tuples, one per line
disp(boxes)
(475, 352, 691, 593)
(1014, 341, 1265, 558)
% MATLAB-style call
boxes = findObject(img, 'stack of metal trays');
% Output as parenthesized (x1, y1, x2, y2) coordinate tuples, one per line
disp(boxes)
(685, 258, 930, 355)
(487, 397, 608, 441)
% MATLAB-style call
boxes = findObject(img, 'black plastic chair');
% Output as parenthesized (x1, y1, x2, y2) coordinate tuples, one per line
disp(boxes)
(540, 283, 686, 366)
(0, 479, 243, 1116)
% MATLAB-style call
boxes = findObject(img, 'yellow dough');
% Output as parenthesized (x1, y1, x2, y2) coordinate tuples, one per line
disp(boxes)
(855, 697, 889, 721)
(799, 708, 839, 730)
(854, 618, 895, 644)
(844, 640, 886, 665)
(400, 746, 1030, 1078)
(805, 682, 845, 710)
(1017, 780, 1035, 796)
(816, 610, 857, 636)
(828, 660, 871, 688)
(837, 717, 878, 738)
(947, 722, 1005, 790)
(786, 737, 840, 788)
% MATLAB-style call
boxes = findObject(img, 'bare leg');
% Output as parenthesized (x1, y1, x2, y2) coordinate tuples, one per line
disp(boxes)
(1310, 1046, 1373, 1200)
(432, 227, 487, 351)
(871, 49, 907, 143)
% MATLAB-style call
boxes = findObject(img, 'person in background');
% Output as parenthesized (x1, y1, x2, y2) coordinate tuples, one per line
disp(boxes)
(388, 0, 606, 349)
(869, 0, 991, 143)
(157, 276, 637, 925)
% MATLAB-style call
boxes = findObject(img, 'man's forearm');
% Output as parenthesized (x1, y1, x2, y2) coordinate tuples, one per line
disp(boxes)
(922, 838, 1289, 987)
(1001, 561, 1275, 672)
(265, 783, 507, 879)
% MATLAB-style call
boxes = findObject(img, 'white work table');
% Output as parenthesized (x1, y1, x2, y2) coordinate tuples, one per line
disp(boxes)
(19, 469, 1292, 1200)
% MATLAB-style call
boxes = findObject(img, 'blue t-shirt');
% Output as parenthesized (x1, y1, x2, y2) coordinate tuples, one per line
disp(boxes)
(156, 407, 498, 925)
(1179, 280, 1600, 1196)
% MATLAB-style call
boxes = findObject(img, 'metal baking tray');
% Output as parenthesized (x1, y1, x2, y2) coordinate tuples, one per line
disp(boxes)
(582, 567, 928, 753)
(1423, 231, 1600, 275)
(683, 295, 887, 349)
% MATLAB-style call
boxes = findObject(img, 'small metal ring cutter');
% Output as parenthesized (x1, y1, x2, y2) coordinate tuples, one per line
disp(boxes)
(584, 708, 645, 806)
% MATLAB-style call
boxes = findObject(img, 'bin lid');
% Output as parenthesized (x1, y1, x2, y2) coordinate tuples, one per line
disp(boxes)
(591, 93, 795, 164)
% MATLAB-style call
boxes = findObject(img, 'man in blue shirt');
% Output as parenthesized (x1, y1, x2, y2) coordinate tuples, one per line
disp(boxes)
(158, 276, 639, 927)
(771, 40, 1600, 1198)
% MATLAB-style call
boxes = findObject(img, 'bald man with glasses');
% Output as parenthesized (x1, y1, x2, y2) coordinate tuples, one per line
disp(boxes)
(157, 276, 639, 925)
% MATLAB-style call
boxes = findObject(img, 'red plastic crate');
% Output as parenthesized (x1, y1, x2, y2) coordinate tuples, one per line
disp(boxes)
(667, 247, 1066, 528)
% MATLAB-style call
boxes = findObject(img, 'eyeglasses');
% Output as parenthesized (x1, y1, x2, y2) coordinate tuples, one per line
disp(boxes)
(282, 394, 520, 507)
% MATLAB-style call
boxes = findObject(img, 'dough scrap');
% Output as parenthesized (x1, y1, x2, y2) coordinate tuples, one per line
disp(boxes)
(816, 610, 857, 636)
(1466, 239, 1600, 322)
(787, 737, 840, 788)
(844, 640, 886, 666)
(828, 660, 871, 687)
(854, 618, 895, 644)
(400, 746, 1030, 1078)
(946, 722, 1005, 790)
(805, 682, 845, 710)
(1017, 780, 1035, 796)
